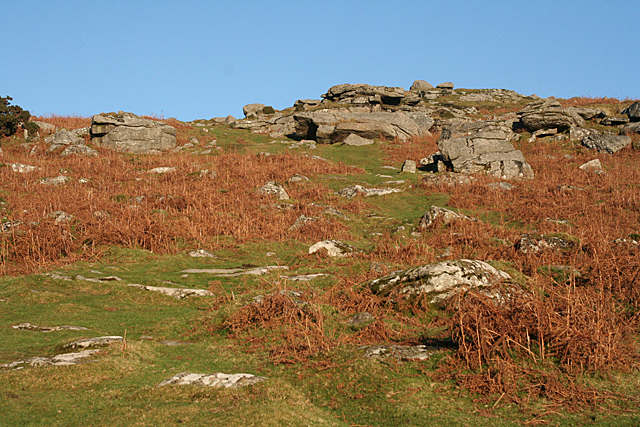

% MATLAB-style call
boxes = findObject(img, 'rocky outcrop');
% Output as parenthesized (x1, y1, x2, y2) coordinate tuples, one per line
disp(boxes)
(292, 110, 433, 143)
(91, 112, 176, 154)
(622, 122, 640, 135)
(623, 101, 640, 121)
(410, 80, 434, 91)
(158, 372, 266, 388)
(322, 83, 416, 106)
(437, 121, 534, 179)
(45, 128, 89, 151)
(366, 259, 512, 304)
(518, 98, 586, 132)
(582, 133, 631, 153)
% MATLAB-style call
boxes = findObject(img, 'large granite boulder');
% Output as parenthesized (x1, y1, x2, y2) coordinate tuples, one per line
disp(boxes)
(90, 112, 176, 154)
(292, 111, 433, 143)
(410, 80, 434, 91)
(622, 122, 640, 135)
(437, 121, 534, 179)
(322, 83, 408, 106)
(45, 128, 89, 151)
(623, 101, 640, 122)
(366, 259, 512, 304)
(518, 98, 586, 132)
(582, 133, 631, 153)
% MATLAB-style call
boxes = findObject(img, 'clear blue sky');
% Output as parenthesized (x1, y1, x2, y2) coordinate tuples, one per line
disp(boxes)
(3, 1, 639, 121)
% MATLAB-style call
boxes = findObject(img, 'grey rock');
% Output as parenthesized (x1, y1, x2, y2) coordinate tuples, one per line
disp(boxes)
(148, 166, 177, 174)
(410, 80, 434, 91)
(625, 101, 640, 121)
(188, 249, 216, 258)
(308, 240, 360, 257)
(49, 210, 74, 224)
(64, 336, 124, 349)
(288, 174, 309, 182)
(438, 121, 534, 179)
(516, 233, 576, 253)
(622, 122, 640, 135)
(367, 259, 512, 304)
(422, 173, 477, 187)
(91, 112, 176, 154)
(288, 214, 317, 231)
(579, 159, 604, 172)
(362, 344, 435, 361)
(347, 312, 375, 325)
(601, 116, 629, 126)
(8, 163, 38, 173)
(572, 107, 604, 121)
(569, 127, 598, 141)
(181, 266, 288, 276)
(401, 160, 416, 173)
(45, 128, 87, 151)
(40, 175, 69, 186)
(532, 128, 557, 138)
(13, 323, 88, 332)
(488, 181, 515, 191)
(343, 133, 375, 146)
(75, 275, 122, 283)
(256, 181, 289, 200)
(61, 144, 98, 156)
(158, 372, 266, 388)
(285, 273, 326, 282)
(418, 205, 476, 229)
(1, 349, 100, 369)
(338, 185, 403, 199)
(243, 103, 266, 117)
(436, 82, 454, 89)
(518, 98, 586, 132)
(582, 134, 631, 153)
(128, 284, 213, 299)
(30, 120, 57, 132)
(322, 207, 350, 221)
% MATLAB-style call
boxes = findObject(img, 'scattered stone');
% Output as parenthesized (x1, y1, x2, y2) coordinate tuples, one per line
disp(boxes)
(488, 182, 514, 191)
(367, 259, 512, 304)
(601, 116, 629, 126)
(338, 185, 402, 199)
(91, 112, 176, 154)
(362, 345, 435, 361)
(243, 103, 266, 118)
(322, 207, 350, 221)
(516, 233, 577, 253)
(518, 98, 586, 132)
(8, 163, 37, 173)
(0, 220, 22, 233)
(624, 101, 640, 121)
(30, 120, 57, 132)
(569, 127, 597, 141)
(252, 289, 303, 304)
(61, 144, 98, 156)
(158, 372, 266, 388)
(309, 240, 360, 257)
(343, 133, 375, 146)
(401, 160, 416, 173)
(284, 273, 326, 282)
(12, 323, 88, 332)
(256, 181, 289, 200)
(148, 167, 177, 174)
(532, 128, 557, 138)
(189, 249, 216, 258)
(64, 336, 123, 349)
(418, 205, 476, 229)
(347, 312, 375, 325)
(181, 266, 288, 276)
(438, 121, 534, 179)
(622, 122, 640, 135)
(288, 214, 317, 231)
(159, 340, 193, 346)
(40, 175, 69, 186)
(128, 284, 213, 299)
(436, 82, 454, 89)
(579, 159, 604, 173)
(43, 272, 72, 281)
(76, 275, 122, 283)
(582, 134, 631, 154)
(49, 210, 74, 224)
(45, 128, 88, 151)
(288, 174, 309, 182)
(1, 350, 100, 369)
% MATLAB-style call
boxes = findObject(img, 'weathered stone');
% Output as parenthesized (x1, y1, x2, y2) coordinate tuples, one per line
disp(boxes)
(362, 345, 435, 361)
(322, 207, 350, 221)
(601, 116, 629, 126)
(128, 284, 213, 299)
(243, 103, 266, 117)
(284, 273, 326, 282)
(532, 128, 557, 138)
(309, 240, 360, 257)
(625, 101, 640, 121)
(410, 80, 434, 91)
(579, 159, 604, 172)
(8, 163, 38, 173)
(158, 372, 266, 388)
(148, 167, 177, 174)
(338, 185, 402, 198)
(64, 336, 124, 349)
(256, 181, 289, 200)
(516, 234, 576, 253)
(40, 175, 69, 186)
(181, 266, 288, 276)
(438, 121, 534, 179)
(13, 323, 88, 332)
(288, 174, 309, 182)
(1, 350, 100, 369)
(61, 144, 98, 156)
(436, 82, 454, 89)
(582, 134, 631, 154)
(343, 133, 374, 146)
(75, 275, 122, 283)
(347, 312, 375, 325)
(45, 128, 89, 151)
(288, 214, 317, 231)
(401, 160, 416, 173)
(622, 122, 640, 135)
(49, 210, 74, 224)
(367, 259, 512, 304)
(518, 98, 586, 132)
(30, 120, 56, 132)
(569, 127, 597, 141)
(418, 206, 476, 229)
(188, 249, 216, 258)
(91, 112, 176, 154)
(488, 182, 515, 191)
(572, 107, 604, 121)
(422, 173, 477, 187)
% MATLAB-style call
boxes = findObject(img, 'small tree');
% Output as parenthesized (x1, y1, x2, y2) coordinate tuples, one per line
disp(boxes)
(0, 96, 38, 137)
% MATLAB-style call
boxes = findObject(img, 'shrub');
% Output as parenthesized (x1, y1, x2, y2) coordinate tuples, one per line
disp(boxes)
(262, 106, 276, 115)
(0, 96, 37, 137)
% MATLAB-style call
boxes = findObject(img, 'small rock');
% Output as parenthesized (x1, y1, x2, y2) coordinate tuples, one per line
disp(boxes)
(148, 167, 177, 174)
(579, 159, 604, 172)
(285, 273, 326, 282)
(436, 82, 454, 89)
(362, 345, 435, 361)
(288, 215, 317, 231)
(1, 350, 100, 369)
(418, 205, 476, 228)
(40, 175, 69, 186)
(64, 336, 124, 349)
(8, 163, 38, 173)
(256, 181, 289, 200)
(516, 233, 576, 253)
(12, 323, 88, 332)
(347, 312, 375, 325)
(158, 372, 266, 388)
(128, 284, 213, 299)
(309, 240, 360, 257)
(189, 249, 216, 258)
(343, 133, 374, 146)
(401, 160, 416, 173)
(49, 211, 74, 224)
(487, 182, 514, 191)
(338, 185, 402, 199)
(322, 207, 350, 221)
(181, 266, 288, 276)
(288, 174, 309, 182)
(582, 134, 631, 154)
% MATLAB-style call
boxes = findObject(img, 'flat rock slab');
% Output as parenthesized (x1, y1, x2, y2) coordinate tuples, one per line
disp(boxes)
(1, 349, 100, 369)
(128, 284, 213, 299)
(13, 323, 88, 332)
(76, 275, 122, 283)
(284, 273, 326, 281)
(159, 372, 267, 388)
(338, 185, 403, 199)
(188, 249, 217, 258)
(367, 259, 512, 304)
(516, 234, 577, 253)
(181, 266, 288, 276)
(64, 336, 123, 349)
(362, 345, 436, 361)
(309, 240, 360, 257)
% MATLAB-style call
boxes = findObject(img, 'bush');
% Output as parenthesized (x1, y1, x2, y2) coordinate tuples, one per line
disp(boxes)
(262, 106, 276, 115)
(0, 96, 37, 137)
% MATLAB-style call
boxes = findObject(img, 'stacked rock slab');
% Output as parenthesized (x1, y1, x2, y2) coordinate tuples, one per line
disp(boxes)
(91, 112, 176, 154)
(517, 98, 586, 132)
(437, 121, 534, 179)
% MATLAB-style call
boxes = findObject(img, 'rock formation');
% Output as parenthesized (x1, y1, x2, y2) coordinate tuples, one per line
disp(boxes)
(91, 112, 176, 154)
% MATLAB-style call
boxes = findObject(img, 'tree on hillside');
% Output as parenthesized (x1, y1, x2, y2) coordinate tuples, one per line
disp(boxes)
(0, 96, 38, 137)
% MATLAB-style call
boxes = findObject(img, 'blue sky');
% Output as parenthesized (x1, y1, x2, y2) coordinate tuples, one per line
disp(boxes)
(3, 1, 639, 121)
